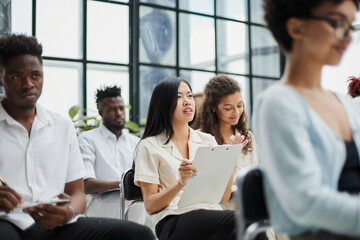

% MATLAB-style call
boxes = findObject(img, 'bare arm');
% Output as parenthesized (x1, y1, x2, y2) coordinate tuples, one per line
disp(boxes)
(64, 178, 87, 216)
(140, 180, 183, 214)
(84, 178, 120, 194)
(140, 159, 196, 215)
(221, 174, 233, 203)
(221, 133, 247, 202)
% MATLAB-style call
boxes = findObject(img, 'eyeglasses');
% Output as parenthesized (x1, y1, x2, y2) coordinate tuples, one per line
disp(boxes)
(307, 14, 360, 40)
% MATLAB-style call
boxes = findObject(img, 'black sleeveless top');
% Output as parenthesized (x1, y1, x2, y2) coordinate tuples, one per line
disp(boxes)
(338, 140, 360, 193)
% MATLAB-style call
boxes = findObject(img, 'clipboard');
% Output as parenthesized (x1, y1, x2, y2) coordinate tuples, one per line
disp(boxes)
(178, 144, 242, 209)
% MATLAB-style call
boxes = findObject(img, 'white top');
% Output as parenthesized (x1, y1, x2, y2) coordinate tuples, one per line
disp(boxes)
(0, 103, 85, 230)
(253, 84, 360, 236)
(134, 128, 223, 226)
(78, 124, 140, 181)
(234, 130, 258, 179)
(353, 96, 360, 107)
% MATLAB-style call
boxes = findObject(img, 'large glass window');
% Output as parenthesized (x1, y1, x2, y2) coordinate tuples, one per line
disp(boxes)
(11, 0, 32, 35)
(251, 25, 280, 78)
(87, 2, 129, 63)
(140, 7, 176, 66)
(217, 20, 248, 74)
(39, 60, 82, 115)
(139, 66, 176, 123)
(36, 0, 82, 59)
(179, 14, 215, 71)
(86, 64, 129, 117)
(9, 0, 281, 124)
(179, 0, 214, 15)
(216, 0, 247, 21)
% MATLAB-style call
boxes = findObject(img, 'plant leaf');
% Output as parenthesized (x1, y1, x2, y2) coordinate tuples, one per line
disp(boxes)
(79, 116, 98, 122)
(68, 105, 81, 119)
(125, 121, 140, 132)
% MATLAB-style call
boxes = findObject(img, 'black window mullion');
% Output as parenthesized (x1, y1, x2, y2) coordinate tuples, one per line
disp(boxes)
(131, 0, 140, 123)
(32, 0, 36, 36)
(175, 0, 180, 76)
(82, 0, 87, 111)
(214, 0, 218, 75)
(247, 0, 253, 114)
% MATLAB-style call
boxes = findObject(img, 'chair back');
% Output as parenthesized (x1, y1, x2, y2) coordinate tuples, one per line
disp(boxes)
(236, 168, 269, 240)
(122, 168, 143, 201)
(121, 168, 143, 220)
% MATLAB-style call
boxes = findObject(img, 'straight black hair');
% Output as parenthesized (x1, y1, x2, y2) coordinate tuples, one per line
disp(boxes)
(142, 76, 192, 144)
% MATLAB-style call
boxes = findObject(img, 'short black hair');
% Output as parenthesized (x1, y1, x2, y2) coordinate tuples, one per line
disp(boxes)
(95, 85, 122, 109)
(0, 33, 43, 66)
(263, 0, 359, 53)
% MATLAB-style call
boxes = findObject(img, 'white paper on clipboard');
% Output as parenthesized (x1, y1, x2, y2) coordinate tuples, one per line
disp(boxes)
(178, 144, 242, 209)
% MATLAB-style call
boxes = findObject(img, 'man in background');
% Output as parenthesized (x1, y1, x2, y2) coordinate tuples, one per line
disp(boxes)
(78, 86, 153, 230)
(79, 86, 138, 196)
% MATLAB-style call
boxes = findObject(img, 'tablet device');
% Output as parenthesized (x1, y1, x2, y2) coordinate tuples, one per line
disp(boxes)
(178, 144, 242, 209)
(21, 198, 70, 209)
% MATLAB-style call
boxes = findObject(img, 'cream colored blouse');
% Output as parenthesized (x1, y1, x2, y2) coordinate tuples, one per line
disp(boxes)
(134, 128, 223, 226)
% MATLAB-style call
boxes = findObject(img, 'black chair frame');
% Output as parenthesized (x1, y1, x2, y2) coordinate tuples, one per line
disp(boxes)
(120, 168, 143, 220)
(235, 167, 270, 240)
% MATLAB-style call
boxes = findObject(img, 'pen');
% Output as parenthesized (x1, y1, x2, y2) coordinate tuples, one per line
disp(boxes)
(0, 177, 23, 208)
(0, 177, 8, 187)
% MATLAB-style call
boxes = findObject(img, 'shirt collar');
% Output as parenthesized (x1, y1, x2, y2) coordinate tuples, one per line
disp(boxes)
(0, 101, 52, 127)
(99, 123, 123, 140)
(156, 127, 203, 148)
(34, 104, 52, 126)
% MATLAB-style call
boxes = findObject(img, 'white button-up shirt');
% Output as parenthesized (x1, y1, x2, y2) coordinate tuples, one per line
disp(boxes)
(78, 124, 140, 181)
(0, 103, 85, 230)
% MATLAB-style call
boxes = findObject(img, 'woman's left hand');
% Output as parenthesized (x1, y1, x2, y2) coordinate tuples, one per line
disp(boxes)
(228, 133, 248, 146)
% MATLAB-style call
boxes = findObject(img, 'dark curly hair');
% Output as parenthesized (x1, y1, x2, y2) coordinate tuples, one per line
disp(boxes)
(96, 85, 122, 109)
(263, 0, 359, 53)
(199, 74, 253, 155)
(347, 76, 360, 97)
(0, 34, 43, 66)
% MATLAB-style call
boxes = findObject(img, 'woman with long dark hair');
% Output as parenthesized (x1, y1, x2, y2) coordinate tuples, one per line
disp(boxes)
(134, 77, 244, 240)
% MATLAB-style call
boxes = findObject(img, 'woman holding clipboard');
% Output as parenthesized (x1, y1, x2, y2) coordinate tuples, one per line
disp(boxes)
(134, 77, 246, 240)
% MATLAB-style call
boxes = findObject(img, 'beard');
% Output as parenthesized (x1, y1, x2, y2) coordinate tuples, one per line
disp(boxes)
(20, 102, 36, 110)
(103, 119, 124, 132)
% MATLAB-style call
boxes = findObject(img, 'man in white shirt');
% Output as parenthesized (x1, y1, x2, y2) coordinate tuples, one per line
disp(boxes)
(78, 85, 139, 195)
(78, 86, 153, 230)
(0, 34, 153, 240)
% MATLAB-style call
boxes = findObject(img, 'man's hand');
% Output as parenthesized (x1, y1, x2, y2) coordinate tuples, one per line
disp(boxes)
(23, 193, 74, 230)
(0, 186, 24, 213)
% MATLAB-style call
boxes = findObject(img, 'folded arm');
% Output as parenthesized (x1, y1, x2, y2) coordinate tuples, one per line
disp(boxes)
(84, 178, 120, 194)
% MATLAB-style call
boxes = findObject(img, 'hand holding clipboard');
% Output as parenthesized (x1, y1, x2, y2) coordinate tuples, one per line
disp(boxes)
(177, 144, 243, 209)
